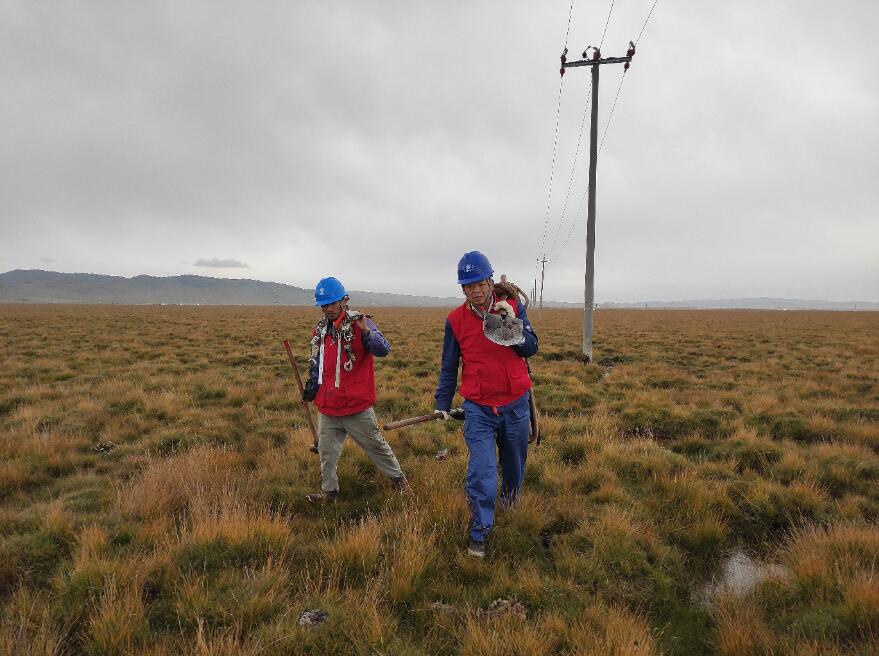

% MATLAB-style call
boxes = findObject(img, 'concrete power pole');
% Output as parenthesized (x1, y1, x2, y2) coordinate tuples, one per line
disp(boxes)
(561, 44, 634, 362)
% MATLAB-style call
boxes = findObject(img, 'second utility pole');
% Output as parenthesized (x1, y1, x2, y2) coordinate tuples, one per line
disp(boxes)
(561, 43, 634, 362)
(538, 255, 548, 309)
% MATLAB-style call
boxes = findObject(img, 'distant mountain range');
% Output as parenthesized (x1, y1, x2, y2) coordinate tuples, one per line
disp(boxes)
(0, 269, 458, 307)
(0, 270, 876, 310)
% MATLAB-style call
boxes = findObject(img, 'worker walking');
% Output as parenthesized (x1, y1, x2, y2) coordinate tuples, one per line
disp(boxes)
(303, 276, 408, 502)
(434, 252, 539, 557)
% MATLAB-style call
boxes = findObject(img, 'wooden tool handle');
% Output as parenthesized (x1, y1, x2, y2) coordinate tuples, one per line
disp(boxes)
(283, 339, 319, 452)
(383, 412, 441, 431)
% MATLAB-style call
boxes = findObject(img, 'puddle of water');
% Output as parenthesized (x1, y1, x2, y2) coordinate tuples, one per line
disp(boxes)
(695, 549, 791, 610)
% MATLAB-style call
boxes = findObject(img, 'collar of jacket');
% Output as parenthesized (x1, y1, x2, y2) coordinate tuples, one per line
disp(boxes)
(467, 296, 495, 318)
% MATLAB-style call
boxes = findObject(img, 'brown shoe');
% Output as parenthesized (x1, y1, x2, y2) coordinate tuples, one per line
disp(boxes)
(391, 476, 412, 494)
(306, 490, 338, 503)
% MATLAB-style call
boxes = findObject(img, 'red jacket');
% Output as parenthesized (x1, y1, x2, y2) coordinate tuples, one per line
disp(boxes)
(447, 297, 532, 407)
(314, 321, 377, 416)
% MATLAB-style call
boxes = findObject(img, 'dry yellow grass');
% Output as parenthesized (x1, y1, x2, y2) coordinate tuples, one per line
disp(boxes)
(85, 580, 148, 654)
(120, 446, 244, 520)
(0, 304, 877, 654)
(385, 508, 439, 604)
(713, 596, 776, 655)
(0, 588, 66, 655)
(322, 515, 383, 582)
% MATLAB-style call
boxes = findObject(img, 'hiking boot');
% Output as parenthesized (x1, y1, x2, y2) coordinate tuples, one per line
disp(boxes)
(391, 476, 412, 494)
(305, 490, 338, 503)
(467, 540, 486, 558)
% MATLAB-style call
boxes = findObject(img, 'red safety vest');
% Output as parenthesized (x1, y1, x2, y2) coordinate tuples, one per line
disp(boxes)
(447, 296, 532, 408)
(314, 321, 377, 416)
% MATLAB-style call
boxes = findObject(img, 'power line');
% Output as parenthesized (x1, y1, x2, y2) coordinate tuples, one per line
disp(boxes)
(537, 81, 564, 278)
(598, 71, 626, 155)
(550, 189, 586, 261)
(599, 0, 661, 153)
(599, 0, 616, 47)
(547, 0, 662, 261)
(635, 0, 660, 46)
(536, 0, 575, 281)
(545, 80, 590, 260)
(548, 68, 624, 262)
(549, 73, 622, 261)
(542, 0, 618, 266)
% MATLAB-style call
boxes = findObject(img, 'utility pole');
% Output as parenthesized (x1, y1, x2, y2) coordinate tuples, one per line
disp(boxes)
(561, 43, 635, 362)
(538, 255, 548, 309)
(534, 260, 539, 306)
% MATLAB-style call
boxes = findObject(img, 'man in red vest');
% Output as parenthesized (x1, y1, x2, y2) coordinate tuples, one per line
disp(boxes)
(302, 276, 408, 502)
(434, 252, 539, 557)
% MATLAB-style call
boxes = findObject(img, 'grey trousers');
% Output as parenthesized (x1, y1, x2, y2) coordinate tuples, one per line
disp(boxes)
(317, 407, 404, 492)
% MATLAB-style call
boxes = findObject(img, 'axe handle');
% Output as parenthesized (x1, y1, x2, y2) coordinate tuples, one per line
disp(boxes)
(383, 412, 442, 431)
(383, 408, 464, 431)
(283, 339, 319, 452)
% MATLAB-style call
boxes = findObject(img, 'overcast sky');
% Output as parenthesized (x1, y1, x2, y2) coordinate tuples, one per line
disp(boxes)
(2, 1, 877, 303)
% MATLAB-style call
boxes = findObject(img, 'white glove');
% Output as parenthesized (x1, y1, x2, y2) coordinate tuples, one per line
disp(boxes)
(435, 409, 451, 421)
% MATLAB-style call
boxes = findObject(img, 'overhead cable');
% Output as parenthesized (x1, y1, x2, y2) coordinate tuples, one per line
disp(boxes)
(549, 0, 662, 261)
(544, 0, 618, 263)
(536, 0, 576, 280)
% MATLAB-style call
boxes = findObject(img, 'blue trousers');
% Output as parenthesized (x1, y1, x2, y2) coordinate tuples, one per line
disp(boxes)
(463, 392, 531, 543)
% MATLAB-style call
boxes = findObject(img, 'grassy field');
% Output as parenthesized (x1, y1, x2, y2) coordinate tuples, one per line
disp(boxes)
(0, 304, 877, 655)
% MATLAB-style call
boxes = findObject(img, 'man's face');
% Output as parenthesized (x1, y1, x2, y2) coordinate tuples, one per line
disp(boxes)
(320, 300, 345, 321)
(463, 278, 492, 309)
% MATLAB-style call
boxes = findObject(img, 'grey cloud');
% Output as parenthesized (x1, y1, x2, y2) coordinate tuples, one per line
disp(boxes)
(1, 1, 877, 303)
(194, 258, 249, 269)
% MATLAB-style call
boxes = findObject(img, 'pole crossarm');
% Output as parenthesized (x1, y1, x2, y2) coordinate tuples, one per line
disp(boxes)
(562, 56, 631, 68)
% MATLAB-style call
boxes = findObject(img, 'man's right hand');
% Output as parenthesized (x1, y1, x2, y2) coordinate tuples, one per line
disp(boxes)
(435, 409, 451, 421)
(302, 379, 317, 402)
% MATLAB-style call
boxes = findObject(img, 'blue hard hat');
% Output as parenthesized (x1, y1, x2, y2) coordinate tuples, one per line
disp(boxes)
(314, 277, 347, 306)
(457, 251, 494, 285)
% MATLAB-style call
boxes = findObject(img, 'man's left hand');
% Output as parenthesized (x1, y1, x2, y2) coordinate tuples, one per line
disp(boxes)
(302, 378, 317, 402)
(358, 315, 370, 336)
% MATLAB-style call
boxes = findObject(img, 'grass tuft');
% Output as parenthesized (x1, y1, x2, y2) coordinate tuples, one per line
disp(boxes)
(322, 516, 383, 583)
(713, 596, 776, 656)
(83, 580, 148, 655)
(385, 510, 437, 604)
(0, 588, 67, 655)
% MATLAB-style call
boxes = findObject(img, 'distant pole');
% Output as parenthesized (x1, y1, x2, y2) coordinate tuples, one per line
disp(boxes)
(538, 255, 548, 309)
(561, 43, 635, 362)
